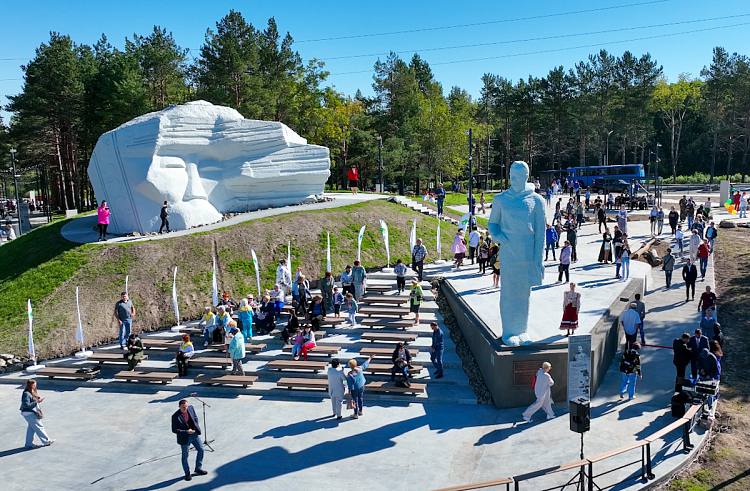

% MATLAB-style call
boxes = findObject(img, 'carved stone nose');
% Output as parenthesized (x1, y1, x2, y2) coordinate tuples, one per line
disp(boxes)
(183, 163, 209, 201)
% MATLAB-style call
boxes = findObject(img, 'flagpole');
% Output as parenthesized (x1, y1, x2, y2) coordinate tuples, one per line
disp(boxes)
(357, 225, 366, 263)
(211, 257, 219, 307)
(74, 286, 92, 358)
(326, 232, 332, 273)
(170, 266, 183, 332)
(435, 220, 446, 264)
(25, 299, 45, 372)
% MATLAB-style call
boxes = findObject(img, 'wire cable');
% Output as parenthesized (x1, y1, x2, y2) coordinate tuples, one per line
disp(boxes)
(322, 13, 750, 61)
(330, 21, 750, 75)
(297, 0, 670, 43)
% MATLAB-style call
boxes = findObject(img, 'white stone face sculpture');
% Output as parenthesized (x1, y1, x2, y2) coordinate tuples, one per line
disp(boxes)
(88, 100, 331, 234)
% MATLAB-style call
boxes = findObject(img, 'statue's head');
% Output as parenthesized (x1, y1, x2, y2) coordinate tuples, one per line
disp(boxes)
(509, 161, 530, 193)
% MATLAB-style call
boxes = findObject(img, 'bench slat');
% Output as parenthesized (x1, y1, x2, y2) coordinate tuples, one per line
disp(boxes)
(266, 360, 327, 372)
(114, 370, 178, 384)
(361, 332, 417, 343)
(195, 374, 258, 388)
(36, 367, 100, 380)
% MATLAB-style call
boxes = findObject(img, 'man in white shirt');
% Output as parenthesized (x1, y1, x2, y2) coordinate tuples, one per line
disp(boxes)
(522, 362, 555, 421)
(276, 259, 292, 294)
(468, 227, 481, 265)
(327, 359, 347, 420)
(620, 303, 642, 348)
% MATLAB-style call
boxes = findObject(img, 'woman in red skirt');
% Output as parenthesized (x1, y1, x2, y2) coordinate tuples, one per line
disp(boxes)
(560, 282, 581, 336)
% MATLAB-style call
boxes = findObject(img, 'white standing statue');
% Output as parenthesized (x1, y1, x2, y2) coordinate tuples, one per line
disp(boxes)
(88, 101, 331, 234)
(487, 161, 546, 346)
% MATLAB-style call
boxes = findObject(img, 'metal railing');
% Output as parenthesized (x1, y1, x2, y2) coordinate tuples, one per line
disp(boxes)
(434, 404, 702, 491)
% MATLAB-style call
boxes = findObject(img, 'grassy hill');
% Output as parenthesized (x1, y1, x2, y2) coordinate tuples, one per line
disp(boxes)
(0, 199, 454, 359)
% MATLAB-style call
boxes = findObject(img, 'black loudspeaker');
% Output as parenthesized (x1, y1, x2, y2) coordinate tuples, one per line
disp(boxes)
(569, 399, 590, 433)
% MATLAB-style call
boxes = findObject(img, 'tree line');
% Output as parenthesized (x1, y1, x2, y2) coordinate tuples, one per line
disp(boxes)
(1, 9, 749, 211)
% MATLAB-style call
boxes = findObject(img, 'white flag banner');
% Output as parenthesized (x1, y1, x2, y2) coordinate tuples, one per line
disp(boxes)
(125, 275, 129, 296)
(211, 257, 219, 306)
(27, 299, 36, 362)
(287, 240, 292, 273)
(172, 267, 180, 326)
(458, 212, 471, 230)
(379, 219, 390, 267)
(436, 220, 442, 258)
(75, 287, 85, 347)
(251, 249, 261, 296)
(326, 232, 332, 273)
(357, 225, 366, 263)
(409, 219, 417, 254)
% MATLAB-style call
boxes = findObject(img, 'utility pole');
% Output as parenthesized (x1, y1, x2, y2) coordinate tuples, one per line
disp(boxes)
(655, 143, 662, 207)
(377, 135, 384, 193)
(605, 130, 614, 166)
(10, 148, 20, 224)
(467, 128, 473, 226)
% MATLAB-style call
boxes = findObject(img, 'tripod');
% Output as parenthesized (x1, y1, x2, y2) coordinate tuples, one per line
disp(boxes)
(190, 393, 215, 452)
(561, 433, 600, 491)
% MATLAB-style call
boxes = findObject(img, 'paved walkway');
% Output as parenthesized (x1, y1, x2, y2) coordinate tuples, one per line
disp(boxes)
(60, 192, 387, 244)
(0, 199, 725, 491)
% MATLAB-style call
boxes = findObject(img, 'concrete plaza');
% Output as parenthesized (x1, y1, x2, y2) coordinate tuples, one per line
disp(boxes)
(0, 196, 726, 490)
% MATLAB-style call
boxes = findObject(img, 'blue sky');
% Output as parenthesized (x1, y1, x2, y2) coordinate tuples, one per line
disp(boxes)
(1, 0, 749, 120)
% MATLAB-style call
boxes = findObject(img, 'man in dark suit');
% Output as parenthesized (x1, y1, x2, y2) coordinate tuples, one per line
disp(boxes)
(172, 399, 207, 481)
(687, 329, 709, 380)
(672, 333, 692, 391)
(681, 259, 698, 302)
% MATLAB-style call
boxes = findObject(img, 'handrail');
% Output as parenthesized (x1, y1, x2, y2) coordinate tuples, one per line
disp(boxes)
(434, 403, 705, 491)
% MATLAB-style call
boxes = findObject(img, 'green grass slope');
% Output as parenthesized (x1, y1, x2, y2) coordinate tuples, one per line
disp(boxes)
(0, 199, 455, 359)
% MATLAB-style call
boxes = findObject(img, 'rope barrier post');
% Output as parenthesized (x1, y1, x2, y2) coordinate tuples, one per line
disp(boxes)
(682, 419, 693, 451)
(645, 442, 655, 480)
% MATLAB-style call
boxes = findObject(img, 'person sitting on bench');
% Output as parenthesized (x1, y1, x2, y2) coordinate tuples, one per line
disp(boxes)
(175, 334, 194, 377)
(124, 332, 144, 370)
(290, 329, 305, 360)
(300, 326, 317, 361)
(308, 295, 326, 331)
(391, 342, 413, 387)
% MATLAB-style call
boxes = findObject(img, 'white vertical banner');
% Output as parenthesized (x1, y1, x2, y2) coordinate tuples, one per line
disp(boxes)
(409, 219, 417, 254)
(125, 275, 129, 296)
(172, 267, 180, 326)
(357, 225, 366, 263)
(568, 334, 592, 404)
(211, 257, 219, 306)
(326, 232, 332, 273)
(287, 240, 292, 273)
(251, 249, 261, 296)
(436, 220, 442, 259)
(75, 287, 85, 348)
(27, 299, 36, 363)
(379, 219, 390, 267)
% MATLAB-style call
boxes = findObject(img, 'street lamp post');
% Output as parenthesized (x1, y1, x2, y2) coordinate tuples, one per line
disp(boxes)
(377, 135, 383, 193)
(467, 128, 473, 226)
(655, 143, 662, 206)
(605, 130, 614, 166)
(10, 148, 20, 224)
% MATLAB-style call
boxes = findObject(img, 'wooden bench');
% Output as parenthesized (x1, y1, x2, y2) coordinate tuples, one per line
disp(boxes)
(195, 373, 258, 388)
(266, 360, 327, 373)
(360, 347, 423, 358)
(360, 318, 421, 329)
(208, 343, 266, 353)
(282, 344, 341, 357)
(188, 356, 232, 369)
(434, 477, 514, 491)
(359, 305, 411, 318)
(179, 326, 203, 335)
(319, 317, 346, 326)
(114, 370, 178, 384)
(360, 296, 408, 305)
(366, 380, 426, 394)
(141, 339, 180, 350)
(361, 332, 417, 343)
(366, 285, 393, 293)
(89, 352, 149, 365)
(366, 363, 422, 375)
(35, 367, 100, 380)
(276, 377, 328, 390)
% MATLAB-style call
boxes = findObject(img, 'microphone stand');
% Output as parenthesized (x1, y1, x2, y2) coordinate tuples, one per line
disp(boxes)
(190, 393, 215, 452)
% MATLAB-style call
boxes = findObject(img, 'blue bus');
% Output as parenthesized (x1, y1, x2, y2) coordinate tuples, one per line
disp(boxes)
(567, 164, 645, 190)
